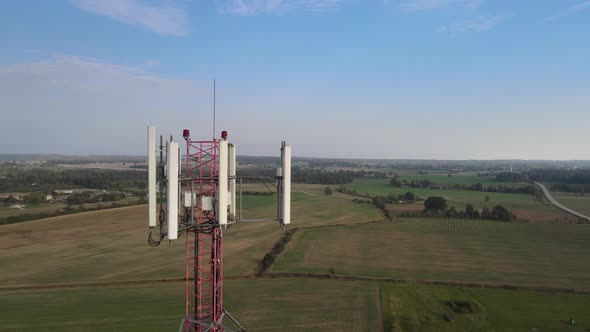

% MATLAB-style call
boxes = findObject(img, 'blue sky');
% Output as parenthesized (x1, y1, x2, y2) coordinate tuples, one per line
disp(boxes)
(0, 0, 589, 159)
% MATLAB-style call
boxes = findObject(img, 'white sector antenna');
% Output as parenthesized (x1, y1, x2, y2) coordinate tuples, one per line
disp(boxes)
(281, 143, 291, 225)
(147, 126, 157, 227)
(228, 143, 236, 219)
(167, 141, 179, 240)
(218, 140, 229, 225)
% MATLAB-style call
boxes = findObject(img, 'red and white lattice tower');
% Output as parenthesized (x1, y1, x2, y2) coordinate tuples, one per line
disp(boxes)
(183, 131, 224, 332)
(147, 125, 290, 332)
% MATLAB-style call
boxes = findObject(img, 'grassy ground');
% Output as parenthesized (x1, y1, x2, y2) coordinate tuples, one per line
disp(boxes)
(380, 282, 590, 331)
(239, 184, 382, 227)
(0, 198, 139, 218)
(0, 205, 282, 285)
(348, 179, 554, 211)
(0, 190, 381, 286)
(0, 203, 66, 218)
(552, 192, 590, 217)
(0, 279, 382, 332)
(271, 218, 590, 289)
(3, 184, 590, 331)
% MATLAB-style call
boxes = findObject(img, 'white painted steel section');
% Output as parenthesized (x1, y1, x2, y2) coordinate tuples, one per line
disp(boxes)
(228, 143, 236, 218)
(218, 140, 229, 225)
(167, 141, 179, 240)
(281, 145, 291, 225)
(147, 126, 157, 227)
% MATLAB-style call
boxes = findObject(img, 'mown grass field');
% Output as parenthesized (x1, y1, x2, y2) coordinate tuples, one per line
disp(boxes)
(2, 278, 589, 332)
(271, 218, 590, 289)
(0, 279, 382, 332)
(0, 205, 281, 285)
(347, 178, 554, 212)
(239, 184, 382, 227)
(380, 282, 590, 331)
(0, 188, 381, 286)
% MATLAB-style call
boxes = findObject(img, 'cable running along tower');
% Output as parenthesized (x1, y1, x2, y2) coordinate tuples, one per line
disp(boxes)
(146, 125, 291, 332)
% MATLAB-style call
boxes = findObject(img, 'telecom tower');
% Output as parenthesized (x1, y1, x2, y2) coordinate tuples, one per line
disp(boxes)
(146, 127, 291, 332)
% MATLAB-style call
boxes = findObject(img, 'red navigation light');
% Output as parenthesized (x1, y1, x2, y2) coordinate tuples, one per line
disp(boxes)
(183, 129, 190, 139)
(221, 130, 228, 139)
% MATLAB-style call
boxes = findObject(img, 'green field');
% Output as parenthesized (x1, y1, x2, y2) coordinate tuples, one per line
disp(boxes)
(0, 279, 381, 332)
(3, 184, 590, 331)
(0, 206, 282, 285)
(271, 218, 590, 289)
(347, 179, 553, 211)
(240, 187, 382, 227)
(2, 278, 589, 331)
(553, 192, 590, 217)
(380, 282, 590, 331)
(0, 189, 381, 286)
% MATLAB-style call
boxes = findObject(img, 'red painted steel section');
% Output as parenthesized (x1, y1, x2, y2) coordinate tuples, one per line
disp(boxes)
(184, 136, 224, 332)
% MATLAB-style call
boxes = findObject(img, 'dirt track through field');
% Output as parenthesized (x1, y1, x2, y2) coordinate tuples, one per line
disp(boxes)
(2, 273, 588, 295)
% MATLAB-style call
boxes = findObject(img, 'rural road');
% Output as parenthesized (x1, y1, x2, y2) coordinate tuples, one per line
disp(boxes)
(534, 182, 590, 221)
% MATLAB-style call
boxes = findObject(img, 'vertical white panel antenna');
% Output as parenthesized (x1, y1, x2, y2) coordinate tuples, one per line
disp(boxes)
(167, 141, 179, 240)
(147, 126, 157, 227)
(281, 142, 291, 225)
(228, 143, 236, 220)
(218, 139, 229, 225)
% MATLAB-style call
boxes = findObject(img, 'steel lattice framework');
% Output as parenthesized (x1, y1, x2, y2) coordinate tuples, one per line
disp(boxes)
(183, 138, 224, 332)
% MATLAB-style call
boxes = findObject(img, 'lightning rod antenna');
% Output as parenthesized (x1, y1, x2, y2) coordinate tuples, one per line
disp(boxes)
(213, 77, 215, 139)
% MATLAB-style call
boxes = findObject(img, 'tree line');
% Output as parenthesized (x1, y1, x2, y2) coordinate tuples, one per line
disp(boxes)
(422, 196, 513, 221)
(390, 176, 538, 196)
(0, 199, 145, 226)
(292, 168, 380, 185)
(0, 168, 147, 192)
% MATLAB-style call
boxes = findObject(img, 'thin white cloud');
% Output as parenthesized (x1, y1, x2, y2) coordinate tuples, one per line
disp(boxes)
(437, 14, 509, 35)
(0, 55, 209, 154)
(541, 0, 590, 23)
(70, 0, 188, 36)
(398, 0, 481, 12)
(220, 0, 346, 15)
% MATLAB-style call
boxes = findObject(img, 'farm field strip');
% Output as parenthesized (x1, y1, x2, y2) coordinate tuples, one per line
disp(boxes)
(271, 218, 590, 289)
(0, 278, 382, 332)
(380, 282, 590, 331)
(0, 191, 381, 286)
(552, 192, 590, 217)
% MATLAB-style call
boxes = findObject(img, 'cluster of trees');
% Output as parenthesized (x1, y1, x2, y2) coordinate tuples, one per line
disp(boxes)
(2, 195, 18, 205)
(291, 168, 381, 185)
(371, 192, 417, 221)
(550, 183, 590, 195)
(423, 196, 513, 221)
(372, 192, 417, 207)
(65, 192, 125, 205)
(292, 169, 356, 185)
(2, 192, 48, 205)
(240, 191, 274, 196)
(526, 169, 590, 184)
(0, 169, 147, 192)
(496, 172, 529, 182)
(389, 175, 538, 196)
(389, 177, 432, 188)
(257, 228, 297, 274)
(447, 183, 538, 195)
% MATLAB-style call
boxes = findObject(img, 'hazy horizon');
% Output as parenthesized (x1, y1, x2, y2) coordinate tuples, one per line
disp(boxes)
(1, 1, 589, 159)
